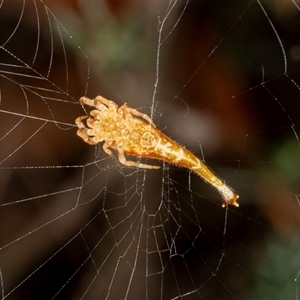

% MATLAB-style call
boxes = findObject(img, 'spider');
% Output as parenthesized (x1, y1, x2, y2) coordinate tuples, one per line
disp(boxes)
(75, 96, 239, 207)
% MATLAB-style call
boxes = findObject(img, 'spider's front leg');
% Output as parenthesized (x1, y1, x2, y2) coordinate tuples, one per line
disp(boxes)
(80, 96, 117, 112)
(75, 115, 88, 129)
(94, 95, 119, 110)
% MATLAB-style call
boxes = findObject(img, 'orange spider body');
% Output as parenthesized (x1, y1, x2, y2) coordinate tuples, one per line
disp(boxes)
(76, 96, 239, 207)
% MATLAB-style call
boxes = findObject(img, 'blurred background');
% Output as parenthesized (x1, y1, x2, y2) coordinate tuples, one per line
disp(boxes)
(1, 0, 300, 299)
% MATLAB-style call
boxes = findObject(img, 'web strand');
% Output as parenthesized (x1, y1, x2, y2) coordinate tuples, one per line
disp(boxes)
(1, 1, 300, 299)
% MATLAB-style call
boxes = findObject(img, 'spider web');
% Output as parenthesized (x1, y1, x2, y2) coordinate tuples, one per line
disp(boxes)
(1, 0, 300, 299)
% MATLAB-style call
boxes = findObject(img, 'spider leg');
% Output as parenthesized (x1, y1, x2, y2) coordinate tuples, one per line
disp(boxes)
(76, 129, 99, 145)
(116, 145, 160, 169)
(117, 102, 156, 127)
(103, 141, 115, 156)
(75, 115, 88, 128)
(95, 96, 119, 110)
(130, 108, 154, 124)
(126, 106, 156, 128)
(80, 96, 108, 111)
(79, 97, 96, 107)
